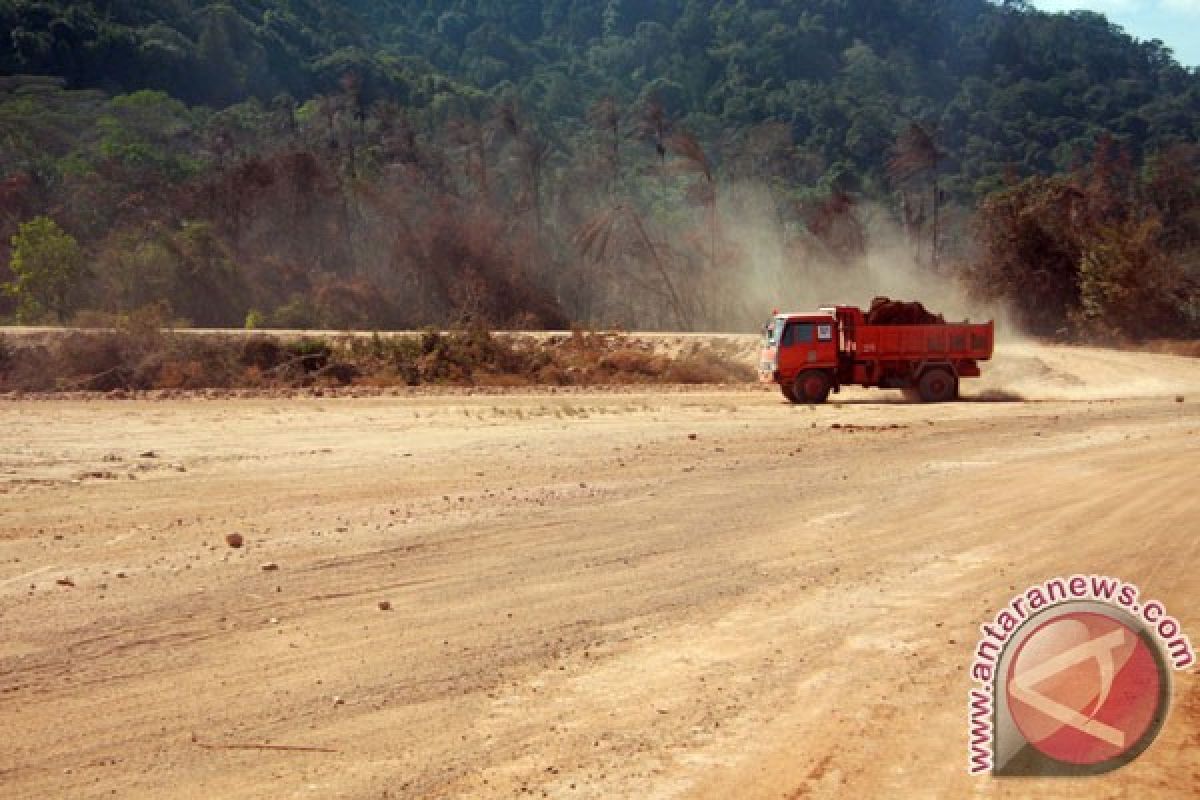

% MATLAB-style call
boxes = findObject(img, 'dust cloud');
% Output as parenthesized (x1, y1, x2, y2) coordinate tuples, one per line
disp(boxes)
(975, 343, 1200, 401)
(711, 183, 1016, 335)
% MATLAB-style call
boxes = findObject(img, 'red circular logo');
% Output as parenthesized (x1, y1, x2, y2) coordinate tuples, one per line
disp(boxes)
(1005, 611, 1164, 765)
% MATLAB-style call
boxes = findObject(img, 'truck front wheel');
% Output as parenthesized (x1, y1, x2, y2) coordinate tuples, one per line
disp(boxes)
(793, 370, 832, 404)
(781, 384, 798, 403)
(918, 367, 958, 402)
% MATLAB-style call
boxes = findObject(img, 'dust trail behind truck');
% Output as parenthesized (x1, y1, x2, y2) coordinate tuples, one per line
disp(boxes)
(760, 297, 994, 403)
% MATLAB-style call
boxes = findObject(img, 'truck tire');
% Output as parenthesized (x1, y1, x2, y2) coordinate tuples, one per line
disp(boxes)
(781, 384, 799, 403)
(793, 370, 832, 404)
(918, 367, 958, 402)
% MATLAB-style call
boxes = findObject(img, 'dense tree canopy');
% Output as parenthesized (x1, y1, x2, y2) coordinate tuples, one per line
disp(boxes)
(0, 1, 1196, 337)
(3, 1, 1197, 191)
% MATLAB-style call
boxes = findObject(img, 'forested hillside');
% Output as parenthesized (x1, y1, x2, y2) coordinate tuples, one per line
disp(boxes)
(1, 0, 1197, 339)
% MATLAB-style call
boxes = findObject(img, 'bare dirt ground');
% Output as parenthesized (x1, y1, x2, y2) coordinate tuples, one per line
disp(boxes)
(1, 342, 1199, 799)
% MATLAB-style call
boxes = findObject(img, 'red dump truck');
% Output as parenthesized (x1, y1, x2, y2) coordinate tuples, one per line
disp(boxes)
(759, 298, 994, 403)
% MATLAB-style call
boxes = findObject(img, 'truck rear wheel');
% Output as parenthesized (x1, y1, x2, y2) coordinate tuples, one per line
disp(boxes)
(781, 384, 799, 403)
(793, 370, 831, 404)
(918, 367, 958, 402)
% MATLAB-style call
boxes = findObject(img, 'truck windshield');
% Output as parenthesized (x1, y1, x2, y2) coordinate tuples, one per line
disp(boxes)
(766, 318, 786, 346)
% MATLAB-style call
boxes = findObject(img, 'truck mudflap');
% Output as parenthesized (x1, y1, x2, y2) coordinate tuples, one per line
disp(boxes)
(957, 360, 982, 378)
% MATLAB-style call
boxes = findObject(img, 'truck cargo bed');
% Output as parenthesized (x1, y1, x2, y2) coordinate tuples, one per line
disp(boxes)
(851, 322, 994, 361)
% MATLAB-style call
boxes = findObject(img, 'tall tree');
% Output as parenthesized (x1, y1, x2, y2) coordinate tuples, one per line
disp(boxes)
(888, 122, 942, 269)
(587, 96, 623, 195)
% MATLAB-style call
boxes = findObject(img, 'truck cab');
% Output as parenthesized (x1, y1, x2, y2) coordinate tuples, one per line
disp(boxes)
(759, 312, 840, 403)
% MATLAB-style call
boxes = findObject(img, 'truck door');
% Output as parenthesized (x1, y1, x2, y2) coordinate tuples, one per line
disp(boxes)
(815, 320, 838, 365)
(783, 320, 837, 369)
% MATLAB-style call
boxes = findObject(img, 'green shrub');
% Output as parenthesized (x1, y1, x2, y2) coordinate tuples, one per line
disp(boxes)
(4, 216, 84, 323)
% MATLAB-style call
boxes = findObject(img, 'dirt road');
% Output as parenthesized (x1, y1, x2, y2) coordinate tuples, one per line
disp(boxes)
(1, 343, 1198, 798)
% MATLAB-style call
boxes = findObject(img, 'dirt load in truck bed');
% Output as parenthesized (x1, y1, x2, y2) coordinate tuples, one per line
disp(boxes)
(863, 296, 946, 325)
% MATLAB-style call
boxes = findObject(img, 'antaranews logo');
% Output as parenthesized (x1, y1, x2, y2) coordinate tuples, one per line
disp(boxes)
(967, 575, 1194, 776)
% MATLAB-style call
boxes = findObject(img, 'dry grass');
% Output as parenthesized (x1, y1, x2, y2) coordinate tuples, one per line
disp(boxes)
(0, 325, 755, 393)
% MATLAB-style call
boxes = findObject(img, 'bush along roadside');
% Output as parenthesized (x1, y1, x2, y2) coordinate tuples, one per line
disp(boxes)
(0, 324, 755, 393)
